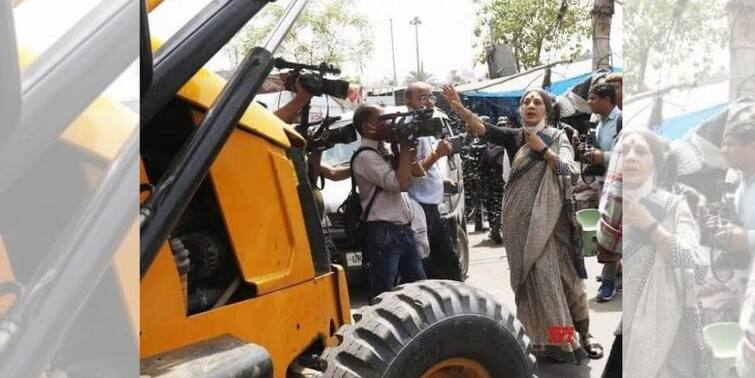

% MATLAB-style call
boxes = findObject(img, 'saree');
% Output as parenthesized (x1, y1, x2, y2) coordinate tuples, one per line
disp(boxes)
(623, 190, 711, 378)
(501, 126, 588, 361)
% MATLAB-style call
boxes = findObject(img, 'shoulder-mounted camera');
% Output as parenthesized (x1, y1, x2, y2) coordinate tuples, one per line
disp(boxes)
(275, 58, 350, 99)
(379, 107, 449, 144)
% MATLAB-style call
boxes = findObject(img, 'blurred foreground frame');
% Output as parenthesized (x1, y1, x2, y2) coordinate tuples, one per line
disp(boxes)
(0, 0, 139, 377)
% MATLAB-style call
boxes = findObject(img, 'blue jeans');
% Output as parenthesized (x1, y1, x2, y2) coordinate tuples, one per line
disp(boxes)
(363, 222, 426, 300)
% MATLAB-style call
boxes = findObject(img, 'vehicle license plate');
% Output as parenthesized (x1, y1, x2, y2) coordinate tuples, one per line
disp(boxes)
(345, 252, 362, 268)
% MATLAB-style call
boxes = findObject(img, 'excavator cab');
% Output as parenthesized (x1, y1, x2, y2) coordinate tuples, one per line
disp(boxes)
(139, 1, 350, 376)
(139, 0, 537, 376)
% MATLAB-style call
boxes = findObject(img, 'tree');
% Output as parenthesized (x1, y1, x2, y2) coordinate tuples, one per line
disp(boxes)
(404, 70, 437, 86)
(624, 0, 728, 94)
(592, 0, 614, 71)
(473, 0, 592, 72)
(728, 0, 755, 99)
(224, 0, 374, 74)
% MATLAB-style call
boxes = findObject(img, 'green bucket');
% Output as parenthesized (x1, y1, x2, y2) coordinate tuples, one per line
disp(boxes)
(703, 322, 742, 378)
(576, 209, 600, 257)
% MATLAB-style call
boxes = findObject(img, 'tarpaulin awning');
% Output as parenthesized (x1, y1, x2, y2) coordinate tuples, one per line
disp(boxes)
(459, 58, 621, 123)
(659, 103, 727, 140)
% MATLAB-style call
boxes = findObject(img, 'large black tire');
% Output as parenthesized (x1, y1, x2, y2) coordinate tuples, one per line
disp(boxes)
(455, 225, 470, 280)
(321, 280, 536, 378)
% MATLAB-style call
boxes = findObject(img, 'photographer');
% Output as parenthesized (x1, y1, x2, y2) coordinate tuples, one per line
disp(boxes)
(586, 83, 621, 167)
(272, 74, 351, 217)
(717, 120, 755, 259)
(587, 83, 622, 303)
(351, 104, 426, 300)
(605, 73, 623, 110)
(717, 114, 755, 376)
(405, 82, 462, 281)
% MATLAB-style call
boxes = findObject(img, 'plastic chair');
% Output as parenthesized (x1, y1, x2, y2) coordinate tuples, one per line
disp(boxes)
(576, 209, 600, 257)
(703, 322, 743, 378)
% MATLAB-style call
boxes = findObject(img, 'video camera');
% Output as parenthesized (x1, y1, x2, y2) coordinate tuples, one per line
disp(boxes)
(274, 58, 350, 99)
(307, 116, 358, 152)
(698, 192, 751, 281)
(571, 128, 606, 181)
(379, 108, 448, 144)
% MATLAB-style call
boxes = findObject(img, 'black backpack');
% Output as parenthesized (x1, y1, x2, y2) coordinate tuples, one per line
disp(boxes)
(338, 147, 382, 246)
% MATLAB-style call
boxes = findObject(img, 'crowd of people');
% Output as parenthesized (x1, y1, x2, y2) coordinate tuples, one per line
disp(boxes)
(593, 91, 755, 377)
(281, 70, 754, 376)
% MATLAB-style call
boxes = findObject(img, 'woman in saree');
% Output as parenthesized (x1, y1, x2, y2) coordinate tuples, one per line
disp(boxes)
(620, 129, 710, 377)
(441, 85, 601, 362)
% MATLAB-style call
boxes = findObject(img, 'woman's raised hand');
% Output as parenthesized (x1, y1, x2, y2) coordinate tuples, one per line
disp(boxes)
(524, 127, 547, 152)
(623, 198, 655, 231)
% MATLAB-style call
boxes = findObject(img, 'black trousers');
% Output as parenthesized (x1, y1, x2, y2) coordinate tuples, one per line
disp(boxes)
(419, 203, 462, 281)
(482, 172, 504, 235)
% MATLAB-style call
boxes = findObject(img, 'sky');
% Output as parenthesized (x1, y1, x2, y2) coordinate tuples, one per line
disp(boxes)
(13, 0, 623, 100)
(146, 0, 488, 84)
(148, 0, 623, 87)
(350, 0, 487, 84)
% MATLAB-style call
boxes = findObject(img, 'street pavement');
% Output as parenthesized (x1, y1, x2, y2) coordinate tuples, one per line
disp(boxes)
(349, 225, 621, 378)
(463, 227, 621, 378)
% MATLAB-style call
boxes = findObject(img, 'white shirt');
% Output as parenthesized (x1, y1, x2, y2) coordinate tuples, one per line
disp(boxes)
(734, 174, 755, 250)
(352, 138, 412, 225)
(408, 136, 444, 205)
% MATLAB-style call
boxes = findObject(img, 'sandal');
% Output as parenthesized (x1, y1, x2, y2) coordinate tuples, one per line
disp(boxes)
(581, 333, 604, 359)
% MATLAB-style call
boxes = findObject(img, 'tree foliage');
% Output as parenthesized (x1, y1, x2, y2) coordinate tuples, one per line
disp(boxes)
(624, 0, 728, 94)
(404, 70, 437, 86)
(473, 0, 592, 72)
(224, 0, 374, 75)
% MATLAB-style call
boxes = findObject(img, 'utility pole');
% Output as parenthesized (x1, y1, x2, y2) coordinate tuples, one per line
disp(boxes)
(728, 0, 755, 99)
(389, 18, 398, 86)
(410, 16, 422, 75)
(592, 0, 614, 71)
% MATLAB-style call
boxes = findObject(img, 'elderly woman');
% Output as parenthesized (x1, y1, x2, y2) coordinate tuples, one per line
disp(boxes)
(442, 85, 600, 362)
(620, 129, 710, 377)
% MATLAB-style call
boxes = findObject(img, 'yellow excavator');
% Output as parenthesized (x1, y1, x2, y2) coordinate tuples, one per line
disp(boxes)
(138, 0, 535, 377)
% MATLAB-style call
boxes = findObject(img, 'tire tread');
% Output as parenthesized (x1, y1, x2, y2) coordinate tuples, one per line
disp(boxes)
(321, 280, 536, 377)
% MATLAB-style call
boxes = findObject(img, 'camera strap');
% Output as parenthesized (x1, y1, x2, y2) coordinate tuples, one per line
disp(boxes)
(350, 147, 382, 221)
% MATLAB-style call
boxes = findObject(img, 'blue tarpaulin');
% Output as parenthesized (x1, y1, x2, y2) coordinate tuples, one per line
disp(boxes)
(462, 69, 620, 124)
(465, 72, 594, 98)
(659, 103, 727, 140)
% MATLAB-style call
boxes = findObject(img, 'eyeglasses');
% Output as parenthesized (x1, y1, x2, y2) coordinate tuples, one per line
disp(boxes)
(419, 95, 436, 103)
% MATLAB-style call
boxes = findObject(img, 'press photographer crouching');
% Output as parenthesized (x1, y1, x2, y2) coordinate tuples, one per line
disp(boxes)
(350, 104, 426, 300)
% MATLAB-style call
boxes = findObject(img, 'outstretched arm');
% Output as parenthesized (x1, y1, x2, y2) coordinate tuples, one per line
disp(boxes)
(441, 85, 487, 136)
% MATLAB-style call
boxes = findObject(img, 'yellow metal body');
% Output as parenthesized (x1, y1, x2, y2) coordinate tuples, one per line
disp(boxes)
(139, 58, 352, 377)
(1, 45, 140, 333)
